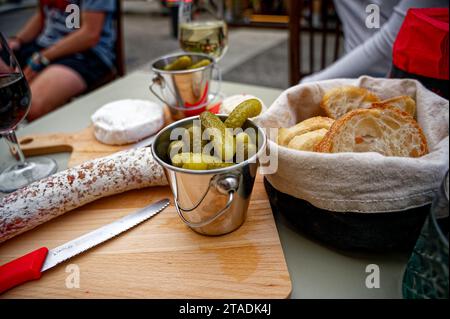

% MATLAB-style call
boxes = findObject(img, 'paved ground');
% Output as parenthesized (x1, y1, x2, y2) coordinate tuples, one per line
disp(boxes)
(224, 38, 289, 89)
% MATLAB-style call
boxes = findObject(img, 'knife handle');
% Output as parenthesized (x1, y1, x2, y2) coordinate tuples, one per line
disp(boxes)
(0, 247, 48, 294)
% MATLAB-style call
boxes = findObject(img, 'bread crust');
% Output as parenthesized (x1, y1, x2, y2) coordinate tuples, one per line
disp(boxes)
(371, 96, 416, 118)
(370, 104, 413, 117)
(287, 128, 328, 152)
(314, 108, 428, 157)
(278, 116, 334, 146)
(320, 86, 380, 119)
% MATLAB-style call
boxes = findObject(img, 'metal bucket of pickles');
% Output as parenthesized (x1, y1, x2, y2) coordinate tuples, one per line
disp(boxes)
(152, 99, 265, 235)
(150, 53, 221, 120)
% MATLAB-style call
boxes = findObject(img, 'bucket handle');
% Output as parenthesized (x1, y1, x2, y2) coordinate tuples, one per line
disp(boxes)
(149, 74, 172, 105)
(174, 174, 239, 228)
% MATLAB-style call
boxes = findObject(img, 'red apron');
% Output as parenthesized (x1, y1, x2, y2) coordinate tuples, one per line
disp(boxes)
(391, 8, 449, 99)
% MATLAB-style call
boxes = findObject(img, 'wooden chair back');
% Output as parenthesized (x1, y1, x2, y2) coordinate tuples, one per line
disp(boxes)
(114, 0, 125, 77)
(288, 0, 342, 85)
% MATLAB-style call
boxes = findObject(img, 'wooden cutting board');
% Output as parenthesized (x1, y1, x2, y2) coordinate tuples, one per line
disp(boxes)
(0, 126, 292, 299)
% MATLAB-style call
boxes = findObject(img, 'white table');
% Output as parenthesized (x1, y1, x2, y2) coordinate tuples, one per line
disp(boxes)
(0, 71, 409, 298)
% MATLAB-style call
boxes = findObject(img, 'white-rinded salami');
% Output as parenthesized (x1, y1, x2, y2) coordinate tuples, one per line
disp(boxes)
(0, 147, 168, 244)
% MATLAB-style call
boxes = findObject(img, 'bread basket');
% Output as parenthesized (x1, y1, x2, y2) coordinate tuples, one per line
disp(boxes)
(255, 76, 449, 251)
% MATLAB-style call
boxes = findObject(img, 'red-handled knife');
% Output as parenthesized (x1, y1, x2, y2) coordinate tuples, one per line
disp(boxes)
(0, 198, 170, 294)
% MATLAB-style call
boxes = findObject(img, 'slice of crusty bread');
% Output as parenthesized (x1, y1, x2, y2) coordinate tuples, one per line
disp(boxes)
(320, 86, 380, 119)
(277, 128, 291, 146)
(278, 116, 334, 146)
(314, 108, 428, 157)
(371, 96, 416, 118)
(287, 128, 328, 152)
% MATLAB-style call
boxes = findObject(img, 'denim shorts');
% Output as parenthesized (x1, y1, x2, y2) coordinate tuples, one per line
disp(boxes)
(15, 41, 113, 88)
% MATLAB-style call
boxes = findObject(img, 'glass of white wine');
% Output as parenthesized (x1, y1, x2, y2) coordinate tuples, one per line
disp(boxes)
(179, 0, 228, 61)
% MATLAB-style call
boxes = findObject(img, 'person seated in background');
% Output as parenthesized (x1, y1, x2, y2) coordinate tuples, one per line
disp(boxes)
(301, 0, 448, 83)
(8, 0, 117, 121)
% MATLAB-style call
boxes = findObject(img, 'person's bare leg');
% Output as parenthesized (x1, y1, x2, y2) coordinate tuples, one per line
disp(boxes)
(27, 65, 87, 121)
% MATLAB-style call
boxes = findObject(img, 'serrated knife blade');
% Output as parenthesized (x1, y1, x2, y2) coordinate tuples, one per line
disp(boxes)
(41, 198, 169, 272)
(0, 198, 170, 294)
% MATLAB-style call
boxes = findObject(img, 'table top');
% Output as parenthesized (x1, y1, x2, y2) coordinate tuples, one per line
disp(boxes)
(0, 71, 409, 299)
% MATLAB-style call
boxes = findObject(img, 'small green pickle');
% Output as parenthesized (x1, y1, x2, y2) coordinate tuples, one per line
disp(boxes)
(200, 111, 226, 136)
(235, 132, 251, 146)
(167, 140, 185, 159)
(235, 132, 249, 162)
(224, 99, 262, 129)
(164, 56, 193, 71)
(188, 125, 205, 153)
(244, 143, 258, 160)
(182, 162, 234, 171)
(200, 112, 234, 161)
(171, 152, 221, 168)
(188, 59, 211, 70)
(182, 162, 209, 170)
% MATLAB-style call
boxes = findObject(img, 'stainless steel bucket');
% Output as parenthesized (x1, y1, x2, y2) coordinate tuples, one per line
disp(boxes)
(151, 115, 267, 236)
(150, 53, 221, 120)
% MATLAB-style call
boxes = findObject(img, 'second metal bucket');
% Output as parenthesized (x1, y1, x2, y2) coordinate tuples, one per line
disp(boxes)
(151, 115, 267, 236)
(150, 53, 221, 120)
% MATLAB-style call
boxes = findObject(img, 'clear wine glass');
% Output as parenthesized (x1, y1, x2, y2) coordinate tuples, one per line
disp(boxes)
(0, 32, 57, 193)
(179, 0, 228, 61)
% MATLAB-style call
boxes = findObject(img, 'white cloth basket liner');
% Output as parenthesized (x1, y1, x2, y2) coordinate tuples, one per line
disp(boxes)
(255, 76, 449, 213)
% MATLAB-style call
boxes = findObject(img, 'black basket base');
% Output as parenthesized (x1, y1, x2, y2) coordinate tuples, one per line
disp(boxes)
(264, 177, 429, 252)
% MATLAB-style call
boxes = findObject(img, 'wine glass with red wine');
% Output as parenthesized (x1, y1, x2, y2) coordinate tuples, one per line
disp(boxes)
(0, 32, 57, 193)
